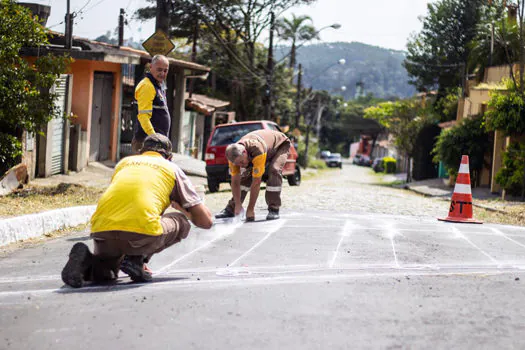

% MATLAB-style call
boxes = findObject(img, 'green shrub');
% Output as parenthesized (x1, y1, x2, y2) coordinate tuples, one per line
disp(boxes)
(383, 156, 397, 173)
(495, 142, 525, 196)
(484, 80, 525, 134)
(0, 132, 22, 175)
(432, 115, 489, 177)
(308, 159, 327, 169)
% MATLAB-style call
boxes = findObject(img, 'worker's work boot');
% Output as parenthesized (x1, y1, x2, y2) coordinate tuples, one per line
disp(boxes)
(215, 208, 234, 219)
(61, 242, 93, 288)
(120, 255, 153, 283)
(266, 209, 280, 220)
(91, 256, 119, 283)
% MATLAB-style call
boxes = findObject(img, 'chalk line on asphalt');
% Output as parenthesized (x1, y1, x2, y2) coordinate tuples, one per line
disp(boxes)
(328, 220, 354, 268)
(452, 227, 499, 264)
(227, 220, 285, 267)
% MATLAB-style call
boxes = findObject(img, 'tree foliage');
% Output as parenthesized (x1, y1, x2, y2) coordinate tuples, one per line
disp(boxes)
(364, 98, 434, 157)
(136, 0, 316, 120)
(495, 141, 525, 195)
(275, 14, 318, 68)
(469, 1, 518, 79)
(484, 80, 525, 135)
(0, 0, 70, 174)
(320, 96, 382, 156)
(404, 0, 486, 93)
(432, 116, 489, 177)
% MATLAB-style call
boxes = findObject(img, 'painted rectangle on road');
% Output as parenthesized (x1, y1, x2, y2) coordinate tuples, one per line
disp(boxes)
(395, 230, 498, 267)
(232, 223, 346, 268)
(333, 227, 400, 268)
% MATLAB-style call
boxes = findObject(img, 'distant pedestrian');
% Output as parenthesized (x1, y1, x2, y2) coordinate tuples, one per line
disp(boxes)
(61, 133, 213, 288)
(132, 54, 171, 153)
(215, 129, 291, 221)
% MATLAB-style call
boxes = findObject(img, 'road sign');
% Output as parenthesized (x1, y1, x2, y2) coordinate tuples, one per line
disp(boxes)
(142, 29, 175, 57)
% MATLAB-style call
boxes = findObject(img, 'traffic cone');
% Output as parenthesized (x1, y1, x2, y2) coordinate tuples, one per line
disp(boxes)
(438, 155, 482, 224)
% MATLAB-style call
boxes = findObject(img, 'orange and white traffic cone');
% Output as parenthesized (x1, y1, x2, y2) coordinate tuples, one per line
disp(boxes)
(438, 155, 482, 224)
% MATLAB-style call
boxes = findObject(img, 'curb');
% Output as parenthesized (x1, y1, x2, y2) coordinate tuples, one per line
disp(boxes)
(0, 205, 96, 247)
(404, 187, 508, 214)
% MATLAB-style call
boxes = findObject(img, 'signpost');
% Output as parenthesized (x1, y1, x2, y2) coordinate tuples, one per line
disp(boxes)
(142, 29, 175, 56)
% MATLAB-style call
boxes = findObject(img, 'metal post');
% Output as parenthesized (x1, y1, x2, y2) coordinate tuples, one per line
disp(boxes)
(264, 11, 275, 120)
(64, 0, 72, 49)
(189, 19, 199, 98)
(295, 63, 302, 128)
(118, 9, 125, 47)
(156, 0, 170, 33)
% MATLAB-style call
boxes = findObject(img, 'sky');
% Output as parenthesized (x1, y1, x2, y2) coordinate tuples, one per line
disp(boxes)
(29, 0, 436, 51)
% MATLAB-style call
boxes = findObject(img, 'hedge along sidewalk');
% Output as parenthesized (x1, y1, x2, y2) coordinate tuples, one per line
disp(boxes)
(0, 205, 95, 247)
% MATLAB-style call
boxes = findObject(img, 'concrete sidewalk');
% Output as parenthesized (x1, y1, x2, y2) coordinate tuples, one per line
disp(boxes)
(386, 175, 524, 213)
(0, 153, 208, 247)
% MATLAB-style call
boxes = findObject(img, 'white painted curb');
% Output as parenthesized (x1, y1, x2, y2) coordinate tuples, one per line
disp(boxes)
(0, 205, 96, 247)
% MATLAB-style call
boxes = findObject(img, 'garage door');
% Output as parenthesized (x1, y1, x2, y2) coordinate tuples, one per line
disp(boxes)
(50, 74, 69, 175)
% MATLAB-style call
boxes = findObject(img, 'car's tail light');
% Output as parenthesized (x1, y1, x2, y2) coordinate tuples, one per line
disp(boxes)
(205, 153, 215, 160)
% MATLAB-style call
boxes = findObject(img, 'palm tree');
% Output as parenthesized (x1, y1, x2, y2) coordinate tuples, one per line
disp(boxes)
(276, 14, 319, 69)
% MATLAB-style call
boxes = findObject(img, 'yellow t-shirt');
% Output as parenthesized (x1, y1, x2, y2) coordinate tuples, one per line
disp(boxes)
(91, 152, 177, 236)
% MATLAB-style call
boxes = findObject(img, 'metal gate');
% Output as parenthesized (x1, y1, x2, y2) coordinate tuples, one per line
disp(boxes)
(50, 74, 69, 175)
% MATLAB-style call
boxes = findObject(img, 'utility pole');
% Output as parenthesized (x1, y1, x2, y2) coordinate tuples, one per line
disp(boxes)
(189, 19, 199, 98)
(295, 63, 302, 128)
(118, 8, 125, 47)
(264, 11, 275, 120)
(64, 0, 73, 49)
(156, 0, 170, 34)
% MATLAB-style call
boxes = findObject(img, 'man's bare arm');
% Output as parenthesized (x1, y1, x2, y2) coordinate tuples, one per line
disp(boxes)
(246, 177, 262, 216)
(171, 202, 213, 229)
(231, 174, 243, 215)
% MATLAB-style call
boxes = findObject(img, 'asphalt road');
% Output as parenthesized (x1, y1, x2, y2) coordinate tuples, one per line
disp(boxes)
(1, 161, 525, 349)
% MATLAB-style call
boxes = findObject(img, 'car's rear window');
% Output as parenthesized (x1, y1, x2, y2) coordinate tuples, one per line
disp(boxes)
(210, 123, 263, 146)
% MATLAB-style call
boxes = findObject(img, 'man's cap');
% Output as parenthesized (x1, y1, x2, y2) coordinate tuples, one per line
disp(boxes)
(142, 133, 172, 153)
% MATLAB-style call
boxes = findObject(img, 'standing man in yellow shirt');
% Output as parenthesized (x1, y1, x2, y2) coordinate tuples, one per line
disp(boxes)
(132, 55, 171, 153)
(61, 134, 213, 288)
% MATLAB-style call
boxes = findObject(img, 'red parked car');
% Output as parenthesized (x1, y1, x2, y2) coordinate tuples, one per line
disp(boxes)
(204, 120, 301, 193)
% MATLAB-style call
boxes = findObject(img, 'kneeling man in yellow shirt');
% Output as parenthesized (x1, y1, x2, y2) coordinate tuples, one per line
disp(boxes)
(61, 133, 212, 288)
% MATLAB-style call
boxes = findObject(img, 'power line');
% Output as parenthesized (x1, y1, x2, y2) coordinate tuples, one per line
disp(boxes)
(76, 0, 92, 15)
(80, 0, 109, 16)
(47, 20, 64, 29)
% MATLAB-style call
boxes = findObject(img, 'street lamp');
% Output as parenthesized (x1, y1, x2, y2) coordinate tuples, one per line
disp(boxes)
(316, 85, 346, 140)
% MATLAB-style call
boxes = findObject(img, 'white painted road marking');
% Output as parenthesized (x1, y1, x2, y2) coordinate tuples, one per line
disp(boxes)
(452, 227, 499, 264)
(157, 220, 244, 273)
(227, 220, 285, 267)
(329, 221, 353, 268)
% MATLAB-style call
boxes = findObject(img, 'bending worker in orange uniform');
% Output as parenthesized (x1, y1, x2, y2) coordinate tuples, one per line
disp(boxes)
(61, 134, 213, 288)
(132, 54, 171, 153)
(215, 129, 291, 221)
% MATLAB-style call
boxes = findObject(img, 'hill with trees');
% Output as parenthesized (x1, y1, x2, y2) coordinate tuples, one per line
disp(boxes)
(276, 42, 416, 99)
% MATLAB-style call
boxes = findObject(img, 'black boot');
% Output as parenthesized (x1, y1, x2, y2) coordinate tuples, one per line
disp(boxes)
(61, 243, 93, 288)
(266, 209, 280, 220)
(215, 208, 234, 219)
(92, 256, 120, 283)
(120, 255, 152, 283)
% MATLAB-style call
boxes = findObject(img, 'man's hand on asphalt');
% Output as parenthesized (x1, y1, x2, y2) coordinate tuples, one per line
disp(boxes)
(234, 204, 244, 216)
(246, 207, 255, 220)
